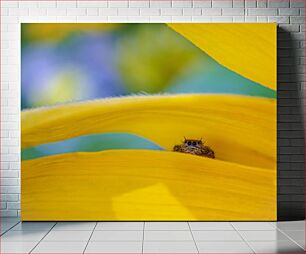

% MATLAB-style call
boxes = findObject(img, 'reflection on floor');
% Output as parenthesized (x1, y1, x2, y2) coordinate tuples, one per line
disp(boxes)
(0, 218, 304, 253)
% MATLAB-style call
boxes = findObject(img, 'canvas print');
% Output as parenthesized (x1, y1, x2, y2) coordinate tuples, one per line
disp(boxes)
(21, 23, 277, 221)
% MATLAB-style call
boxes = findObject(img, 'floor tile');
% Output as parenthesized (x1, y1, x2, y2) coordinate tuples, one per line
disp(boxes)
(52, 222, 96, 231)
(232, 222, 276, 230)
(32, 241, 87, 253)
(239, 230, 291, 241)
(42, 230, 92, 242)
(90, 230, 143, 241)
(1, 222, 20, 233)
(1, 218, 20, 224)
(1, 221, 20, 228)
(143, 241, 198, 253)
(145, 222, 189, 230)
(144, 230, 193, 241)
(282, 230, 305, 249)
(1, 223, 19, 233)
(197, 241, 253, 253)
(249, 240, 304, 253)
(269, 221, 277, 229)
(85, 241, 142, 253)
(276, 221, 305, 231)
(0, 230, 47, 242)
(295, 240, 305, 250)
(282, 230, 305, 241)
(1, 221, 304, 254)
(11, 222, 55, 231)
(96, 222, 143, 231)
(0, 241, 37, 253)
(1, 229, 8, 235)
(189, 222, 234, 231)
(192, 230, 242, 241)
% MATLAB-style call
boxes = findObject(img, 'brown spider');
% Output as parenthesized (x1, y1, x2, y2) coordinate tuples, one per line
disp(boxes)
(173, 137, 215, 158)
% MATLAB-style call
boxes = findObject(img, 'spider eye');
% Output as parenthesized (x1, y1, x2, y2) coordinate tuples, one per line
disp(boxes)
(193, 141, 197, 146)
(187, 141, 192, 145)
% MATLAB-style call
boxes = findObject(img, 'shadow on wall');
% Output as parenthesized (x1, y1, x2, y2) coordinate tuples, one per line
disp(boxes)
(277, 27, 305, 221)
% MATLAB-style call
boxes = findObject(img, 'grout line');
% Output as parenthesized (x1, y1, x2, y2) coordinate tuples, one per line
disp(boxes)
(229, 222, 256, 254)
(0, 220, 20, 236)
(93, 229, 192, 231)
(276, 227, 305, 251)
(141, 221, 145, 254)
(187, 222, 200, 254)
(82, 222, 97, 254)
(29, 222, 57, 254)
(268, 222, 277, 229)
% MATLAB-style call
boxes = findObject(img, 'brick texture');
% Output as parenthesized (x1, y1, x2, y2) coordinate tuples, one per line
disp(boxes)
(0, 0, 305, 220)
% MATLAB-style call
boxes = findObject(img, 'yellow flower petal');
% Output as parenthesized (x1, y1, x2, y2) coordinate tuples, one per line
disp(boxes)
(167, 23, 277, 90)
(22, 94, 276, 169)
(21, 150, 276, 221)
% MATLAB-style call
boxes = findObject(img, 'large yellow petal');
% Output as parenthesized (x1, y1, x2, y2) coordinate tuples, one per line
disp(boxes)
(22, 94, 276, 169)
(21, 150, 276, 221)
(167, 23, 277, 90)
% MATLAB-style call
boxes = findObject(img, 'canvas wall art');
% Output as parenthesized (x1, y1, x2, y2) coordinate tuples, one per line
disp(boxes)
(21, 23, 277, 221)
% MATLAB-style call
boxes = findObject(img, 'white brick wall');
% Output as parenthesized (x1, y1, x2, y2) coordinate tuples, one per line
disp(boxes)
(0, 0, 305, 218)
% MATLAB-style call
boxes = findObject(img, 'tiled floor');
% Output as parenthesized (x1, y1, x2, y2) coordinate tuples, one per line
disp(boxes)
(0, 218, 304, 253)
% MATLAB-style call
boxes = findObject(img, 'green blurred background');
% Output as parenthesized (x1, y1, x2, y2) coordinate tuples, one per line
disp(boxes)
(22, 23, 275, 110)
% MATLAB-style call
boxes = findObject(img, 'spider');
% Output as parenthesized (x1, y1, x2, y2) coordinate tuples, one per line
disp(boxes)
(173, 137, 215, 158)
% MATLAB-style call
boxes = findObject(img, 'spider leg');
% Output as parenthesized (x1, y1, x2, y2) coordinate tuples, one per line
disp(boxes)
(173, 145, 183, 152)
